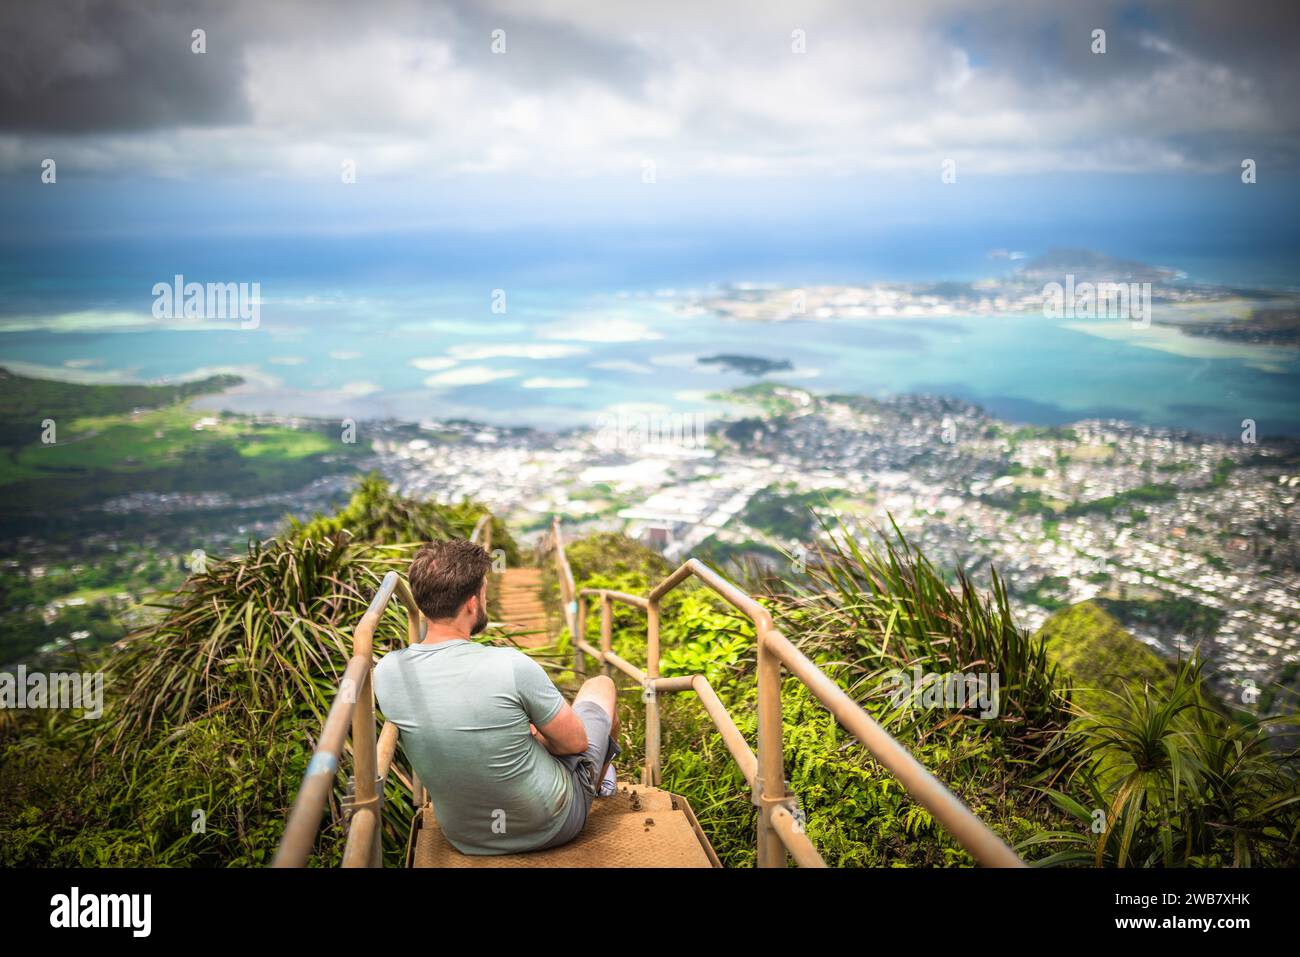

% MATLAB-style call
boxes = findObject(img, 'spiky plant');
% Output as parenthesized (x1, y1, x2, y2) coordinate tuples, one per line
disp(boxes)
(101, 533, 413, 755)
(1033, 654, 1300, 867)
(782, 513, 1072, 749)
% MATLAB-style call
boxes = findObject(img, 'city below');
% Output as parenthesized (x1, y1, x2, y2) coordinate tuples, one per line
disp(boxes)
(358, 380, 1299, 715)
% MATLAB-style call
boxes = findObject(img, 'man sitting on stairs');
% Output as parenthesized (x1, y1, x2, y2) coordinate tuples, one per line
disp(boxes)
(374, 539, 623, 855)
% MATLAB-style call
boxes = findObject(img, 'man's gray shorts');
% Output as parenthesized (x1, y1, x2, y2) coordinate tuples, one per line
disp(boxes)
(534, 699, 623, 850)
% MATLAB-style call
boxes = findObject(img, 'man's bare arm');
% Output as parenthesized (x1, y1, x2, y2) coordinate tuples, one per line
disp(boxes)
(533, 700, 588, 755)
(530, 725, 571, 756)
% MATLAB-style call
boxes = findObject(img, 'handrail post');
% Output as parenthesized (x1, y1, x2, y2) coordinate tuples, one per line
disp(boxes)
(599, 595, 612, 679)
(574, 595, 587, 678)
(755, 626, 787, 868)
(350, 648, 381, 867)
(645, 597, 663, 787)
(339, 579, 393, 869)
(551, 516, 578, 637)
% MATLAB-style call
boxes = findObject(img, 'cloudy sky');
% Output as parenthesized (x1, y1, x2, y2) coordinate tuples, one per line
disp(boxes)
(1, 0, 1298, 250)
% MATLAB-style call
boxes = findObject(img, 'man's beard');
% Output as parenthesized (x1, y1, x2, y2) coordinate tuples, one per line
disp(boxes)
(470, 602, 489, 636)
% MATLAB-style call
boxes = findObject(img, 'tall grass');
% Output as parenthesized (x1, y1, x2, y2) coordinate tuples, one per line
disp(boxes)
(105, 533, 411, 754)
(790, 514, 1071, 750)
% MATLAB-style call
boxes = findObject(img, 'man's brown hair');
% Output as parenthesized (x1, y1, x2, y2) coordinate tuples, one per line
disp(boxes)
(408, 539, 492, 621)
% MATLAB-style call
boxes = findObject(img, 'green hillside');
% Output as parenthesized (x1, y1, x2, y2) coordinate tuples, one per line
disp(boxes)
(1034, 600, 1175, 714)
(0, 366, 242, 447)
(0, 368, 364, 527)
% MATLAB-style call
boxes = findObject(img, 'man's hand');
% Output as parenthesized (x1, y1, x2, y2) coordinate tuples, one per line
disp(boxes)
(533, 701, 589, 756)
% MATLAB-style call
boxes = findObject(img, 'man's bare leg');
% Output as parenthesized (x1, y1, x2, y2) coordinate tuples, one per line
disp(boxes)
(574, 675, 620, 792)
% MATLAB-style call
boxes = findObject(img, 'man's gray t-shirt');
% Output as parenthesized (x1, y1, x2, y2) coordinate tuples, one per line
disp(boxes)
(373, 639, 576, 854)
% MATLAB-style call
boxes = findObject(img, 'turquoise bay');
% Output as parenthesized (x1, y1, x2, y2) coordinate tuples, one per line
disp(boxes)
(1, 282, 1297, 438)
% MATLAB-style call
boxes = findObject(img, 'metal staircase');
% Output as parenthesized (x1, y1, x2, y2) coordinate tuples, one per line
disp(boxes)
(272, 514, 1025, 868)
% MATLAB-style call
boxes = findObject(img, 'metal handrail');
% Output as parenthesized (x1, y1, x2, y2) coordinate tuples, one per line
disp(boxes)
(547, 516, 1025, 868)
(272, 514, 492, 867)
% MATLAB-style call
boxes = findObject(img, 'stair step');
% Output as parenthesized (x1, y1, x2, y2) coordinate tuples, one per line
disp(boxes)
(489, 566, 551, 649)
(408, 784, 716, 868)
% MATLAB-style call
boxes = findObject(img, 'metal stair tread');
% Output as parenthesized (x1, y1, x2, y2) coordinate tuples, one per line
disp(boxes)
(409, 784, 714, 868)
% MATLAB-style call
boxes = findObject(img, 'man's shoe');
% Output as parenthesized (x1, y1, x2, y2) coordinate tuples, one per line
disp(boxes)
(597, 762, 617, 797)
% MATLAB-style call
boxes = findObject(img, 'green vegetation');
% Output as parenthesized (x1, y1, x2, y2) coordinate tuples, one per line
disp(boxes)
(721, 416, 779, 449)
(0, 550, 182, 663)
(1259, 662, 1300, 716)
(998, 488, 1062, 519)
(1210, 456, 1236, 487)
(697, 354, 793, 376)
(292, 472, 518, 565)
(560, 515, 1076, 866)
(0, 361, 406, 663)
(741, 483, 846, 540)
(0, 369, 364, 529)
(0, 366, 241, 450)
(3, 482, 1295, 869)
(1096, 596, 1225, 644)
(689, 535, 789, 574)
(996, 423, 1079, 450)
(1064, 483, 1179, 517)
(1021, 574, 1071, 611)
(991, 481, 1184, 521)
(712, 381, 814, 417)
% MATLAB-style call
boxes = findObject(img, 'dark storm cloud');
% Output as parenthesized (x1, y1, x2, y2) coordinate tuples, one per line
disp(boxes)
(926, 0, 1300, 116)
(0, 0, 651, 134)
(0, 0, 252, 132)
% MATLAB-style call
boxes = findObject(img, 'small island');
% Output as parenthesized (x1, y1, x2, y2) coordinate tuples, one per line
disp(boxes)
(698, 354, 793, 376)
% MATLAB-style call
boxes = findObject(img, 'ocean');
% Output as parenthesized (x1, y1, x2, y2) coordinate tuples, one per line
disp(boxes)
(1, 229, 1297, 438)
